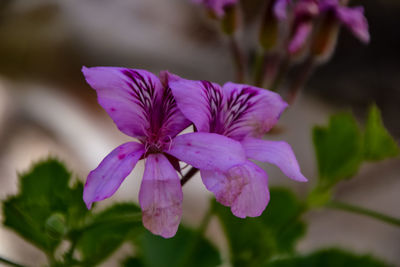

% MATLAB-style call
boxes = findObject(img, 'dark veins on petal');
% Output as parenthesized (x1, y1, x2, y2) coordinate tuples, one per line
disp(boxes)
(223, 87, 258, 137)
(159, 87, 183, 136)
(122, 69, 158, 125)
(201, 81, 223, 133)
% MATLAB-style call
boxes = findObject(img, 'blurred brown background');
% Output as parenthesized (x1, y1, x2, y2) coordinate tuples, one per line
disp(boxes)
(0, 0, 399, 266)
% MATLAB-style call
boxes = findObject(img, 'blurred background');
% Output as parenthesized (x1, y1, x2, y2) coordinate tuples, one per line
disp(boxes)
(0, 0, 399, 266)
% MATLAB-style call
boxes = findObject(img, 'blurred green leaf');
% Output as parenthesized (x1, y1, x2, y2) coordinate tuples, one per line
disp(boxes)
(76, 203, 143, 266)
(122, 257, 145, 267)
(313, 113, 363, 189)
(213, 187, 306, 267)
(266, 248, 392, 267)
(2, 158, 88, 253)
(363, 105, 399, 161)
(130, 225, 221, 267)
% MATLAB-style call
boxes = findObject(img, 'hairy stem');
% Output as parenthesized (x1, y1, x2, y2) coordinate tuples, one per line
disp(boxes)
(270, 56, 290, 91)
(0, 256, 28, 267)
(286, 57, 315, 104)
(229, 36, 246, 83)
(181, 167, 199, 186)
(326, 201, 400, 227)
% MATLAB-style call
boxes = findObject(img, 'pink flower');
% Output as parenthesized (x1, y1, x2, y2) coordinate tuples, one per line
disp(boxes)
(82, 67, 247, 238)
(169, 75, 307, 218)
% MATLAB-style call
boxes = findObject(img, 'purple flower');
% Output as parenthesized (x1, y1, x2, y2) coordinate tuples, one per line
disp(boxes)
(319, 0, 370, 43)
(82, 67, 247, 238)
(169, 75, 307, 218)
(193, 0, 238, 18)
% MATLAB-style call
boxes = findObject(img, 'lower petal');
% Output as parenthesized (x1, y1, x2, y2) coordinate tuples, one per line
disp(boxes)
(168, 132, 246, 172)
(201, 161, 270, 218)
(139, 154, 183, 238)
(242, 138, 307, 182)
(83, 142, 145, 209)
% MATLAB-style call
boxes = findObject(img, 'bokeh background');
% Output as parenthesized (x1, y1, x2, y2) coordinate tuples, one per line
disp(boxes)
(0, 0, 399, 265)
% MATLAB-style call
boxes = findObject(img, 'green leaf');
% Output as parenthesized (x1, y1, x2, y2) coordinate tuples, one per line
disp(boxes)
(75, 203, 143, 266)
(267, 248, 393, 267)
(363, 105, 399, 161)
(131, 226, 221, 267)
(2, 158, 88, 253)
(213, 187, 306, 267)
(122, 257, 145, 267)
(313, 113, 363, 189)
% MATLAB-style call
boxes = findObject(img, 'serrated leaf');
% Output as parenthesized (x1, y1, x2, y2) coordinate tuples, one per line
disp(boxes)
(313, 113, 363, 189)
(2, 159, 88, 252)
(75, 203, 143, 266)
(267, 248, 392, 267)
(363, 105, 399, 161)
(213, 187, 306, 267)
(131, 225, 221, 267)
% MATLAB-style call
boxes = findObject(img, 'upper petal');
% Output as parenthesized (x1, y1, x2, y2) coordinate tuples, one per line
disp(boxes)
(242, 138, 307, 182)
(83, 142, 145, 209)
(167, 132, 246, 172)
(139, 153, 183, 238)
(168, 75, 224, 133)
(221, 82, 288, 140)
(157, 71, 191, 138)
(201, 160, 270, 218)
(82, 66, 163, 138)
(336, 6, 370, 43)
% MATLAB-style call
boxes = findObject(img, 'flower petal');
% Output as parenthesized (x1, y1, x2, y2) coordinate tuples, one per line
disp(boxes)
(288, 21, 313, 54)
(242, 138, 307, 182)
(274, 0, 290, 20)
(168, 132, 246, 172)
(139, 154, 183, 238)
(201, 161, 270, 218)
(158, 71, 191, 138)
(83, 142, 145, 209)
(82, 66, 163, 138)
(336, 6, 370, 43)
(221, 82, 288, 140)
(169, 75, 224, 133)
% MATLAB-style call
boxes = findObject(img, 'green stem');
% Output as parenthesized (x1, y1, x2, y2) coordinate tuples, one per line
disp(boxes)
(326, 201, 400, 227)
(0, 256, 28, 267)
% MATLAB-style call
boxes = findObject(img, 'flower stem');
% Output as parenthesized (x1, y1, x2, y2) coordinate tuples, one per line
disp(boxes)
(181, 167, 199, 186)
(286, 57, 315, 104)
(270, 56, 290, 91)
(326, 201, 400, 227)
(0, 256, 28, 267)
(254, 52, 281, 89)
(229, 36, 245, 83)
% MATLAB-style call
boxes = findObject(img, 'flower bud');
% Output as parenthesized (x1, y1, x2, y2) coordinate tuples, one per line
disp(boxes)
(221, 5, 238, 35)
